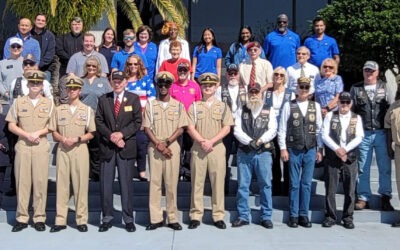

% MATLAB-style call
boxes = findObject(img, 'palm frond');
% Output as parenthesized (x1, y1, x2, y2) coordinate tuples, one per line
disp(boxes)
(49, 0, 58, 16)
(105, 0, 117, 30)
(151, 0, 188, 37)
(119, 0, 143, 31)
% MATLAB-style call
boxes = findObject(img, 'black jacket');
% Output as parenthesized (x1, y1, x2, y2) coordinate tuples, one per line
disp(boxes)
(31, 28, 56, 70)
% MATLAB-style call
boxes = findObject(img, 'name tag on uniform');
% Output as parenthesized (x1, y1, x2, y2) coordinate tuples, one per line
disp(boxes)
(40, 107, 49, 113)
(124, 106, 132, 112)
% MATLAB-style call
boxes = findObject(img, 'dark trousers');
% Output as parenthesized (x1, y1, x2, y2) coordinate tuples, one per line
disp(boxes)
(0, 167, 6, 192)
(178, 130, 193, 178)
(135, 130, 149, 173)
(272, 138, 289, 195)
(222, 127, 237, 193)
(100, 152, 134, 224)
(89, 134, 101, 180)
(324, 157, 357, 222)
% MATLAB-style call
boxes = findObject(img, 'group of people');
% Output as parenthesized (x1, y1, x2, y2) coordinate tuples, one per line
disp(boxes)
(0, 11, 399, 234)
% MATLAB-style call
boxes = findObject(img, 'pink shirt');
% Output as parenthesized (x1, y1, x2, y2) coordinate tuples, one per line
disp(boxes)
(169, 80, 202, 111)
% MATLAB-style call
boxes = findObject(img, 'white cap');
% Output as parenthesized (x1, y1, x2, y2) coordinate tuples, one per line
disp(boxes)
(10, 37, 23, 47)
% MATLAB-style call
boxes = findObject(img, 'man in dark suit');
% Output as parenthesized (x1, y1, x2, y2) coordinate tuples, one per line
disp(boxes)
(95, 71, 142, 232)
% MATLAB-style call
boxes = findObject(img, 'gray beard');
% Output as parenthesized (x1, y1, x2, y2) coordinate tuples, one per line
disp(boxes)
(246, 97, 263, 112)
(228, 79, 239, 86)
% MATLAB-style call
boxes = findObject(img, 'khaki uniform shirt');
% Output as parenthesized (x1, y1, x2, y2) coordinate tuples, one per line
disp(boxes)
(384, 100, 400, 145)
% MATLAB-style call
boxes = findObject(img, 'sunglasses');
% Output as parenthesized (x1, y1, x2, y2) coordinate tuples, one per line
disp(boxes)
(340, 100, 351, 105)
(86, 64, 97, 68)
(249, 90, 260, 94)
(28, 81, 43, 86)
(23, 61, 35, 67)
(323, 65, 334, 70)
(228, 72, 238, 76)
(123, 36, 135, 41)
(274, 73, 285, 77)
(127, 62, 139, 66)
(278, 21, 287, 24)
(299, 85, 310, 90)
(364, 68, 375, 73)
(157, 82, 172, 88)
(178, 68, 189, 73)
(297, 52, 307, 55)
(11, 44, 22, 49)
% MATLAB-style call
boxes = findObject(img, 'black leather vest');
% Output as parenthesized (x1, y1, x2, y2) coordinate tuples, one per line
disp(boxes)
(325, 111, 358, 163)
(351, 81, 389, 130)
(220, 83, 246, 110)
(239, 104, 274, 153)
(286, 100, 317, 150)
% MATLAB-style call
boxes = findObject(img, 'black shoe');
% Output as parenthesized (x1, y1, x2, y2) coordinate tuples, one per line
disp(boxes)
(5, 188, 16, 197)
(343, 220, 355, 229)
(50, 225, 66, 233)
(214, 220, 226, 229)
(11, 222, 28, 232)
(34, 222, 46, 231)
(392, 221, 400, 227)
(299, 216, 312, 228)
(260, 220, 273, 229)
(232, 219, 249, 228)
(146, 221, 164, 230)
(77, 224, 88, 232)
(322, 218, 335, 228)
(98, 222, 112, 232)
(125, 222, 136, 232)
(288, 217, 298, 228)
(381, 195, 395, 211)
(188, 220, 200, 229)
(167, 223, 182, 231)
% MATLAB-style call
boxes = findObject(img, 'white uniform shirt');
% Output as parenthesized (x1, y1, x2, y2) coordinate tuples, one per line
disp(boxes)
(287, 62, 320, 94)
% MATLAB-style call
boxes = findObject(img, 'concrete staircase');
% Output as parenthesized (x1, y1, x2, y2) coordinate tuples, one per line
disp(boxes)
(0, 150, 399, 226)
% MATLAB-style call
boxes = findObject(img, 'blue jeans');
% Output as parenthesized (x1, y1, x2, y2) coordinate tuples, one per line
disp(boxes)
(236, 149, 273, 221)
(288, 147, 316, 217)
(357, 129, 392, 201)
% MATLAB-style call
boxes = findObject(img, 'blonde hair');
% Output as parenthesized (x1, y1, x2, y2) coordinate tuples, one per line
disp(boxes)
(320, 58, 338, 76)
(82, 56, 102, 78)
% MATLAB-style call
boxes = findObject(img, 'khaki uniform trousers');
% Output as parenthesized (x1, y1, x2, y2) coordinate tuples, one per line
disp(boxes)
(394, 145, 400, 199)
(149, 141, 180, 224)
(55, 144, 89, 225)
(15, 139, 50, 223)
(190, 142, 226, 222)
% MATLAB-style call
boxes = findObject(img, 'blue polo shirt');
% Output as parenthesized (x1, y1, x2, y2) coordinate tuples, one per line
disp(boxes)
(193, 45, 222, 78)
(263, 29, 300, 69)
(134, 41, 158, 80)
(110, 49, 148, 71)
(3, 33, 41, 61)
(304, 34, 340, 68)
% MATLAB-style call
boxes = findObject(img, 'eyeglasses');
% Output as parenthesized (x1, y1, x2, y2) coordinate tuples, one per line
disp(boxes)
(299, 85, 310, 90)
(123, 36, 135, 41)
(228, 72, 238, 76)
(127, 63, 139, 66)
(323, 65, 334, 70)
(86, 64, 97, 68)
(340, 100, 351, 105)
(364, 68, 375, 73)
(297, 52, 307, 55)
(178, 68, 189, 73)
(11, 44, 22, 49)
(23, 61, 35, 67)
(249, 90, 260, 94)
(274, 73, 285, 77)
(248, 48, 258, 52)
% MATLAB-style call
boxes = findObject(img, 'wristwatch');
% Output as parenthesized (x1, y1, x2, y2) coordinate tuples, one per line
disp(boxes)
(166, 139, 171, 147)
(78, 136, 82, 143)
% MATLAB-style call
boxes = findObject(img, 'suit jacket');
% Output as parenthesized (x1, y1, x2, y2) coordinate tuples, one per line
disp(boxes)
(95, 91, 142, 161)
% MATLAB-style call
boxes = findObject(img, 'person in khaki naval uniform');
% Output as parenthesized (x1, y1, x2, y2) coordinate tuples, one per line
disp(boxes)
(48, 76, 95, 233)
(187, 72, 234, 230)
(142, 71, 188, 231)
(385, 89, 400, 227)
(6, 70, 54, 232)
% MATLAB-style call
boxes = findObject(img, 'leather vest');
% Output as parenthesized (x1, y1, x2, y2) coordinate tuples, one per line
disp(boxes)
(351, 81, 389, 130)
(325, 111, 358, 163)
(239, 104, 275, 153)
(220, 82, 246, 110)
(286, 100, 317, 150)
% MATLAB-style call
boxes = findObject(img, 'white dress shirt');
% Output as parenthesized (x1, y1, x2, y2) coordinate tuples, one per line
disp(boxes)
(287, 62, 320, 94)
(215, 84, 240, 116)
(234, 105, 277, 145)
(278, 100, 323, 149)
(322, 111, 364, 152)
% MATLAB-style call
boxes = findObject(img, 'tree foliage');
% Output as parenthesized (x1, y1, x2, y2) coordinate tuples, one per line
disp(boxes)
(5, 0, 188, 37)
(318, 0, 400, 74)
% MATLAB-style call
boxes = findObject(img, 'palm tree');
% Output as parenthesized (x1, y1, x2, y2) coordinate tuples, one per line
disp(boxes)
(3, 0, 188, 36)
